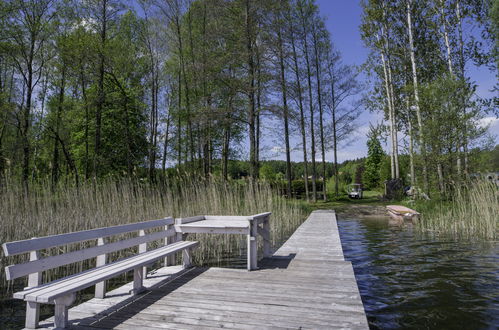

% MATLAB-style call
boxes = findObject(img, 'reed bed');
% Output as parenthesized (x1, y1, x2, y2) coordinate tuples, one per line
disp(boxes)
(416, 179, 498, 240)
(0, 178, 307, 299)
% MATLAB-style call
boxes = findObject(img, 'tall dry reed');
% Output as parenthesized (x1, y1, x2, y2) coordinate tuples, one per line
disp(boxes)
(0, 178, 307, 298)
(417, 179, 498, 240)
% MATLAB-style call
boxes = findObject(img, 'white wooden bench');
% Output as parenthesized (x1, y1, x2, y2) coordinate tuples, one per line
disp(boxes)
(2, 217, 199, 329)
(175, 212, 271, 270)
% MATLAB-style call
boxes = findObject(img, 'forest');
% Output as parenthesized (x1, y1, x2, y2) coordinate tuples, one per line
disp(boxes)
(0, 0, 497, 199)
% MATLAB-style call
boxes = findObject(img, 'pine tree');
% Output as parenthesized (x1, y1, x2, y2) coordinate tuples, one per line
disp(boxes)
(364, 125, 384, 189)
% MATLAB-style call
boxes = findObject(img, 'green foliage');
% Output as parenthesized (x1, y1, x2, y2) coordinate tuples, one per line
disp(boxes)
(490, 0, 499, 68)
(290, 179, 324, 197)
(363, 126, 384, 189)
(472, 144, 499, 172)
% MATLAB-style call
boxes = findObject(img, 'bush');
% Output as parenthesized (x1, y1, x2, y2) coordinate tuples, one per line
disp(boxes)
(291, 179, 324, 196)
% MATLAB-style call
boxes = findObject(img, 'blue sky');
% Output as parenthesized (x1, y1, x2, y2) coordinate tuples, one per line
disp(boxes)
(267, 0, 497, 163)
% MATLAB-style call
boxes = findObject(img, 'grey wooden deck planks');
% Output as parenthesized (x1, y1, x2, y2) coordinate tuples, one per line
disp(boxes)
(35, 210, 368, 329)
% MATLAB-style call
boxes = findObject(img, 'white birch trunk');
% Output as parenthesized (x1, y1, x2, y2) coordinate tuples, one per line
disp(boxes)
(378, 32, 395, 180)
(407, 0, 429, 193)
(406, 97, 415, 187)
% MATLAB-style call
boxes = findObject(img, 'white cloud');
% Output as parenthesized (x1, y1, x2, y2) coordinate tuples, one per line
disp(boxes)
(271, 146, 285, 153)
(356, 124, 371, 137)
(477, 116, 499, 129)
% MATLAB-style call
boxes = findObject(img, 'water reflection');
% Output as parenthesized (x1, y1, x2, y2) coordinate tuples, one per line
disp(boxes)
(338, 216, 499, 330)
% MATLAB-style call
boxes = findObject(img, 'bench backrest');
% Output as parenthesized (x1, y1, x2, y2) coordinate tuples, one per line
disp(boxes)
(2, 217, 175, 281)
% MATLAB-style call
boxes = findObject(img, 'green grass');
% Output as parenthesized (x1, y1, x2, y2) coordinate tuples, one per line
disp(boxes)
(306, 190, 389, 213)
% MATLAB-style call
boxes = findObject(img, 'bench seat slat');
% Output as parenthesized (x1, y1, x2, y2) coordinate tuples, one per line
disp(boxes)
(176, 226, 250, 235)
(5, 228, 177, 280)
(2, 217, 174, 257)
(250, 212, 272, 222)
(203, 216, 250, 220)
(179, 220, 250, 229)
(12, 240, 195, 300)
(16, 240, 197, 301)
(175, 215, 205, 224)
(14, 240, 198, 303)
(29, 240, 198, 303)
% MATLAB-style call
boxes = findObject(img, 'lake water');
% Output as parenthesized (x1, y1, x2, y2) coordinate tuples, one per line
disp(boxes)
(337, 216, 499, 330)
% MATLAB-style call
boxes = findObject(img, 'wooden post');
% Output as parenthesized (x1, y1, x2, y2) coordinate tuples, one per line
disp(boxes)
(247, 219, 258, 270)
(165, 224, 175, 266)
(182, 248, 192, 268)
(25, 247, 41, 329)
(53, 293, 75, 329)
(138, 229, 147, 279)
(132, 266, 145, 295)
(262, 215, 271, 257)
(95, 237, 106, 298)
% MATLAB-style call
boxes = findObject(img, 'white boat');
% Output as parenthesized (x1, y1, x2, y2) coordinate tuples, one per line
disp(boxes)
(386, 205, 420, 224)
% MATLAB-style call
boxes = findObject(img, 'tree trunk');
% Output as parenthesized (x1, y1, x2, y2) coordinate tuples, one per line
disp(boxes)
(245, 0, 258, 180)
(222, 104, 232, 181)
(388, 69, 399, 179)
(201, 4, 211, 178)
(290, 16, 309, 201)
(440, 0, 463, 179)
(148, 62, 159, 182)
(312, 24, 327, 201)
(331, 79, 339, 197)
(94, 0, 108, 179)
(407, 0, 429, 194)
(22, 41, 35, 189)
(379, 36, 395, 180)
(177, 68, 182, 166)
(176, 15, 194, 166)
(187, 9, 199, 169)
(437, 162, 445, 195)
(299, 3, 317, 202)
(256, 50, 262, 167)
(162, 113, 171, 174)
(51, 129, 79, 188)
(440, 0, 454, 76)
(456, 0, 469, 176)
(80, 70, 90, 181)
(406, 96, 415, 187)
(277, 24, 292, 198)
(52, 65, 66, 188)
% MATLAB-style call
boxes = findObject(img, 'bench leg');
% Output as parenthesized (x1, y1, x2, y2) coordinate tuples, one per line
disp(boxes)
(25, 301, 40, 329)
(165, 227, 176, 266)
(26, 249, 41, 329)
(54, 293, 75, 329)
(95, 237, 107, 299)
(95, 280, 106, 299)
(132, 267, 145, 295)
(263, 217, 271, 258)
(182, 248, 192, 268)
(247, 221, 258, 271)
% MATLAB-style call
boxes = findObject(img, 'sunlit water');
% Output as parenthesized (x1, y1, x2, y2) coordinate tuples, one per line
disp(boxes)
(337, 216, 499, 330)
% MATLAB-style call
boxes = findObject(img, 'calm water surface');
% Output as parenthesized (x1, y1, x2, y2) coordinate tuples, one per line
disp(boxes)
(337, 216, 499, 330)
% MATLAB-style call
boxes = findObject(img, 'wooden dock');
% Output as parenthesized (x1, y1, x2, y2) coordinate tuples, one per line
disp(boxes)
(36, 210, 368, 329)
